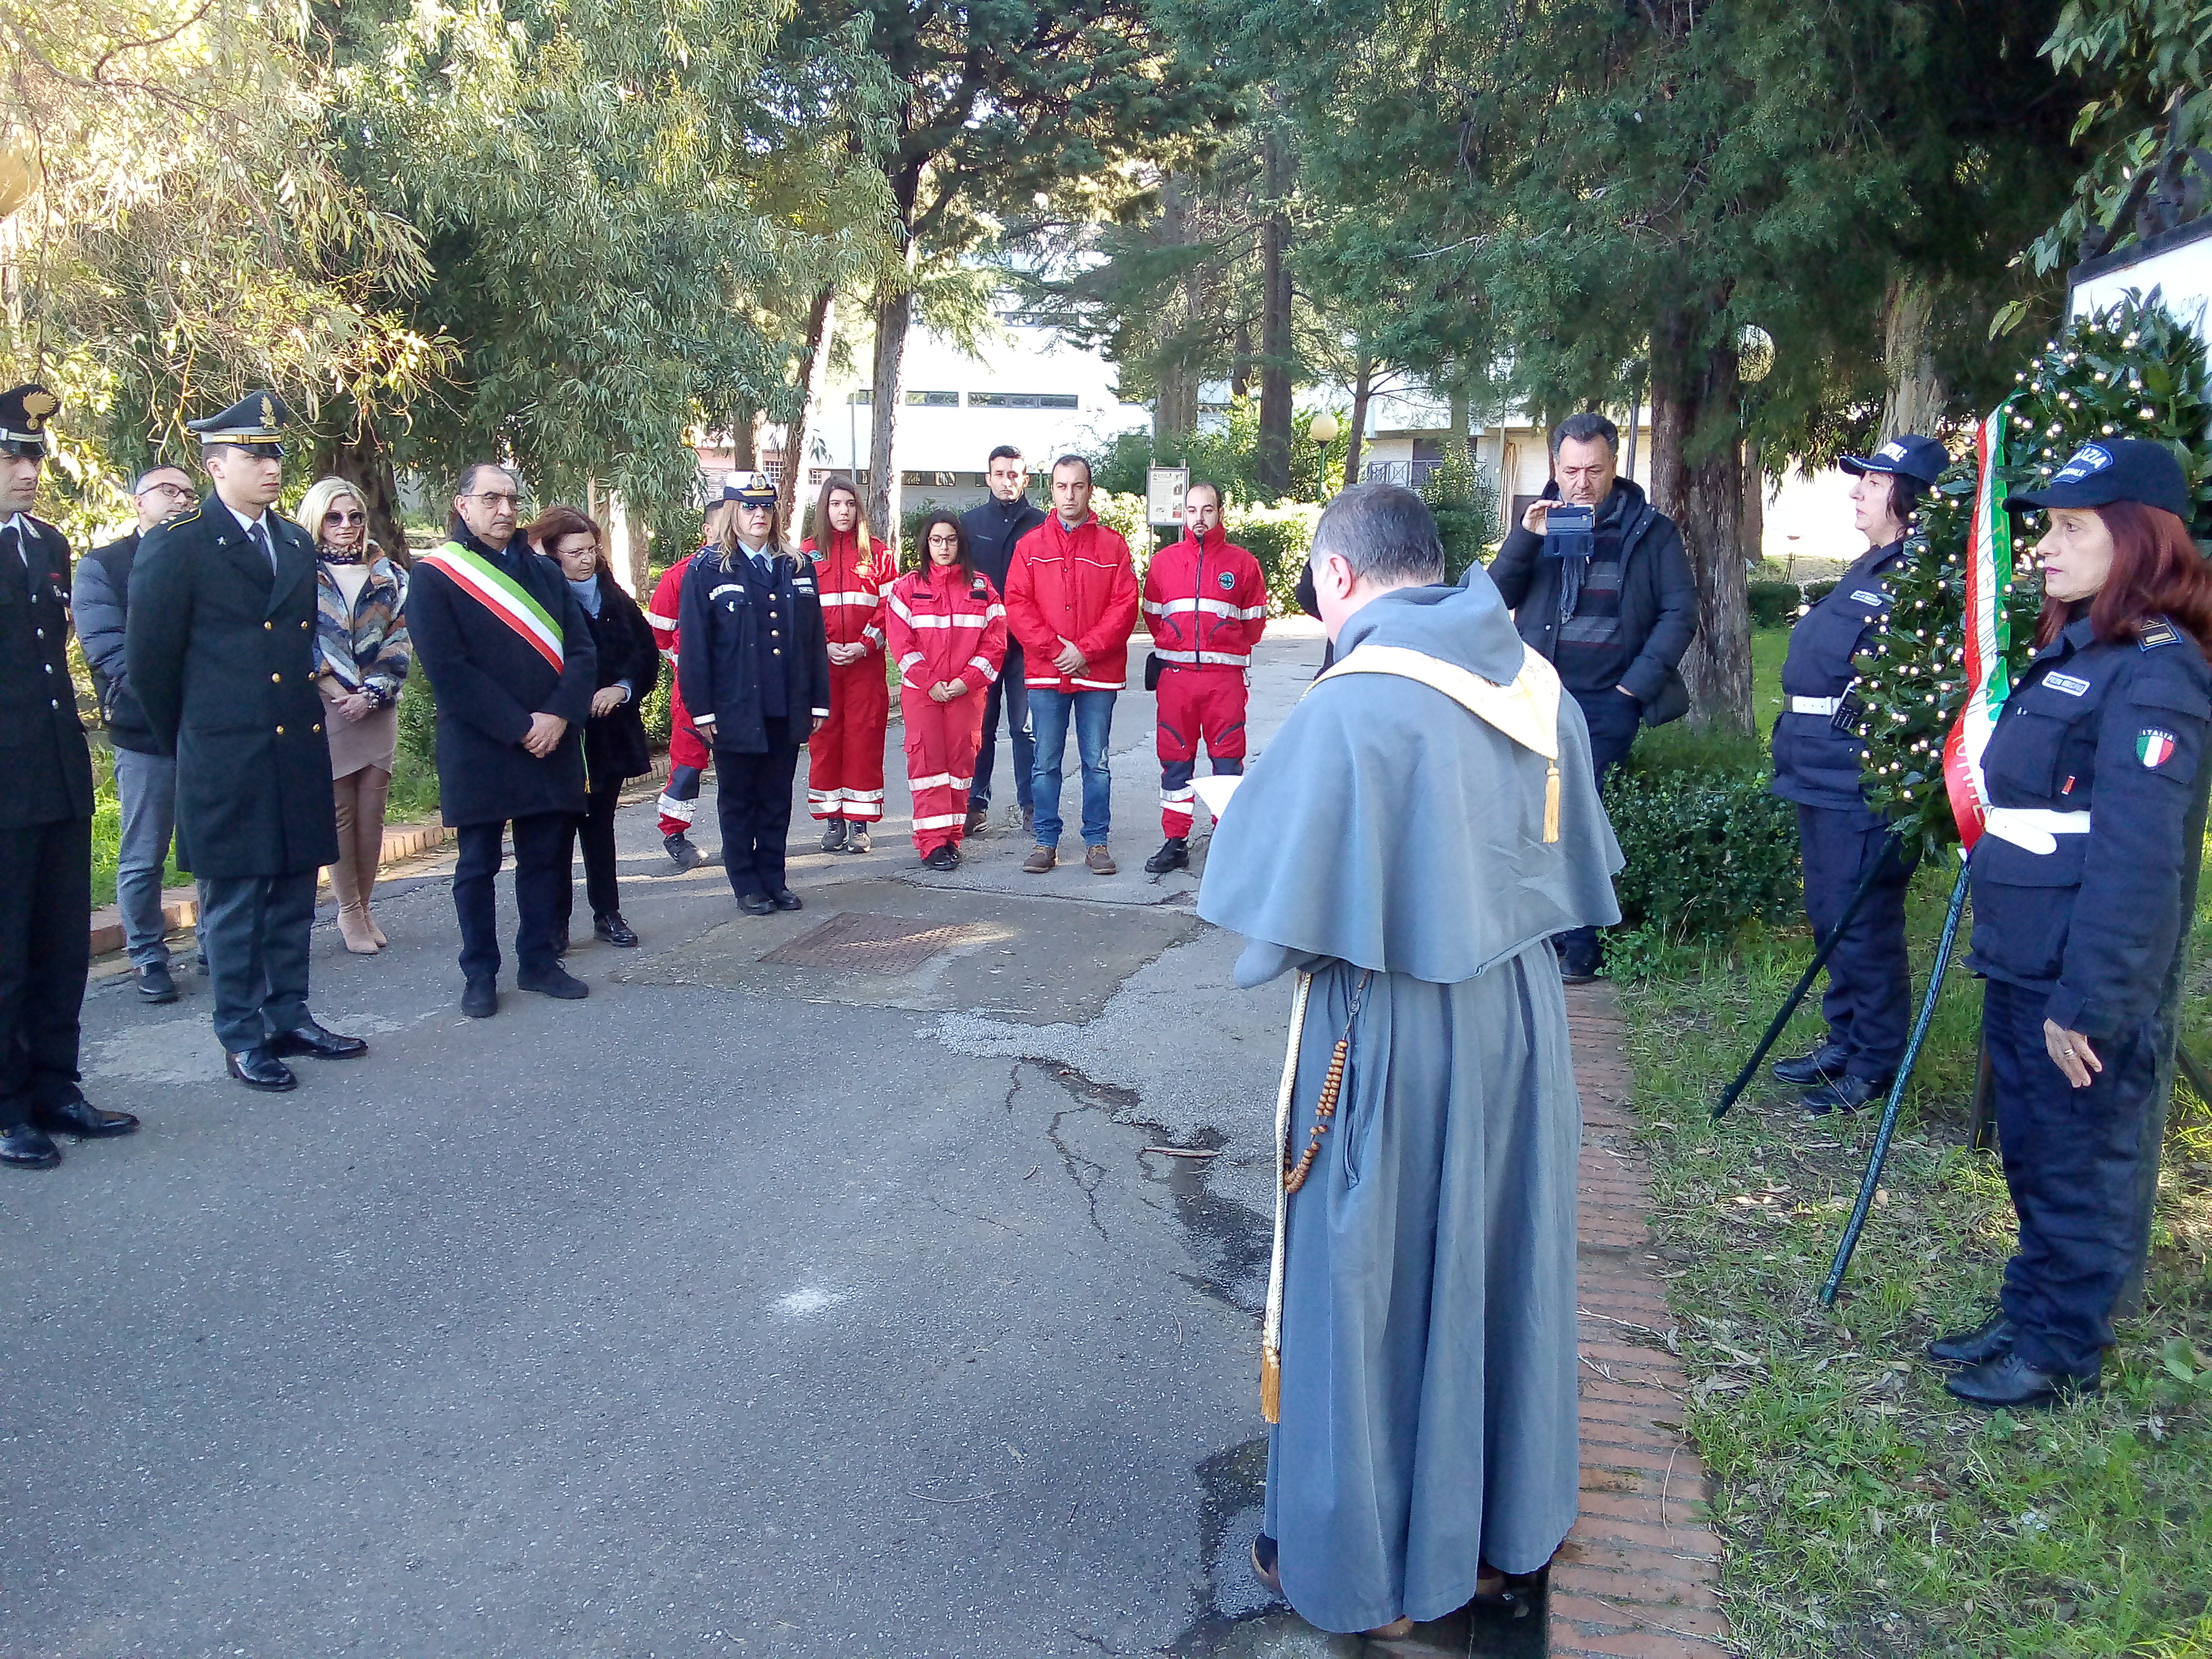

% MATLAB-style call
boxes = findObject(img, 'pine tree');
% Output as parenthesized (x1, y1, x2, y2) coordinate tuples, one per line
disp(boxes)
(1856, 291, 2211, 851)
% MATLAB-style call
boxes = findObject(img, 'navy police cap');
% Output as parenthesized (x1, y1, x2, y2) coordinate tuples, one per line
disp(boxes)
(722, 469, 777, 506)
(187, 390, 291, 455)
(0, 383, 60, 458)
(1839, 434, 1948, 486)
(2007, 437, 2190, 520)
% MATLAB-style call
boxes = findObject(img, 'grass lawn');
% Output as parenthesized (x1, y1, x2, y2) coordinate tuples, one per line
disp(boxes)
(1618, 630, 2212, 1657)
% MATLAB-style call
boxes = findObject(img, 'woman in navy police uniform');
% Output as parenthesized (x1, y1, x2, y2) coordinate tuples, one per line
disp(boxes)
(1770, 434, 1950, 1113)
(1929, 438, 2212, 1410)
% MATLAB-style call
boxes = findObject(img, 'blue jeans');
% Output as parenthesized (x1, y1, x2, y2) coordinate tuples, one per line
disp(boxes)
(972, 642, 1034, 813)
(1029, 688, 1116, 847)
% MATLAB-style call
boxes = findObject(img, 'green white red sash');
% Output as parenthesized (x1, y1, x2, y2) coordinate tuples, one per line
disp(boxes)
(418, 541, 565, 672)
(1940, 401, 2016, 850)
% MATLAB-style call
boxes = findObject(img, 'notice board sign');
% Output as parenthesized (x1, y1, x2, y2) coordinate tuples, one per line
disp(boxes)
(1147, 466, 1189, 526)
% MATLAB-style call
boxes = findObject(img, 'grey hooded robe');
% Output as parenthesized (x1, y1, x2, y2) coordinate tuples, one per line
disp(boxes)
(1197, 570, 1622, 1632)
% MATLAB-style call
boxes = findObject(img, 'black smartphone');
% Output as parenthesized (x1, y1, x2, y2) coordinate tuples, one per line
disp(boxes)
(1545, 503, 1595, 535)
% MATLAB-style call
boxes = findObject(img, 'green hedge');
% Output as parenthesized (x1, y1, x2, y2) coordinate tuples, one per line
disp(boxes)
(1746, 579, 1803, 629)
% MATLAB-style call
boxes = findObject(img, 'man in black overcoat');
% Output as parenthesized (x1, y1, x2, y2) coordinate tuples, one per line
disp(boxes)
(129, 392, 366, 1092)
(407, 464, 598, 1017)
(0, 384, 140, 1168)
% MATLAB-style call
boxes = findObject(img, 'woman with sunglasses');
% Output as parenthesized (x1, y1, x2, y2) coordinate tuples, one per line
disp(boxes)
(884, 512, 1006, 868)
(298, 476, 412, 954)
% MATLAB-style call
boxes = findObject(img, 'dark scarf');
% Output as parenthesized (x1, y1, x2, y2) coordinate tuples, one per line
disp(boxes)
(1553, 487, 1629, 623)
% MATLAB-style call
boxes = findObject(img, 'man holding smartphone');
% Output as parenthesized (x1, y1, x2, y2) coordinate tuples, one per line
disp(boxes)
(1487, 411, 1696, 981)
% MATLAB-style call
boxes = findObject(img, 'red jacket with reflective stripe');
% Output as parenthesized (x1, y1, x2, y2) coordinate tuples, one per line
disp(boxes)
(647, 559, 694, 719)
(803, 532, 895, 653)
(1141, 528, 1268, 669)
(1004, 514, 1140, 691)
(884, 567, 1006, 696)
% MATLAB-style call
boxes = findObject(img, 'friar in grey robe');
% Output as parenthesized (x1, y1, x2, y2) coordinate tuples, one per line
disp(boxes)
(1197, 483, 1622, 1636)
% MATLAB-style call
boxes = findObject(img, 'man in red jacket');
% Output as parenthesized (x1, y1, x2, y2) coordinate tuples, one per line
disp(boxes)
(1139, 480, 1267, 873)
(1004, 455, 1139, 875)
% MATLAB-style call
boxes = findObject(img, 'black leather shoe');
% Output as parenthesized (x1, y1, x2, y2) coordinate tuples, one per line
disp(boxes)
(0, 1122, 61, 1170)
(268, 1019, 369, 1061)
(462, 977, 498, 1019)
(516, 965, 589, 1000)
(1945, 1350, 2095, 1410)
(1927, 1311, 2018, 1368)
(33, 1096, 140, 1138)
(663, 832, 706, 872)
(136, 962, 179, 1004)
(737, 890, 775, 916)
(1774, 1043, 1849, 1086)
(1144, 838, 1190, 874)
(1803, 1072, 1886, 1115)
(771, 888, 804, 912)
(923, 845, 958, 871)
(226, 1048, 298, 1092)
(594, 912, 639, 947)
(1559, 956, 1601, 985)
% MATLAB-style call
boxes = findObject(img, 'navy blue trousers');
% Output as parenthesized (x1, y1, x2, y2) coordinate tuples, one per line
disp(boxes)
(1984, 977, 2161, 1378)
(1555, 688, 1641, 970)
(1797, 804, 1914, 1080)
(715, 718, 802, 901)
(454, 813, 571, 983)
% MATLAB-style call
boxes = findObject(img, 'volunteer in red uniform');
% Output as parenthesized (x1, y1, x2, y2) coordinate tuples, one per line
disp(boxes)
(884, 512, 1007, 869)
(647, 495, 728, 871)
(1140, 479, 1267, 874)
(802, 473, 895, 853)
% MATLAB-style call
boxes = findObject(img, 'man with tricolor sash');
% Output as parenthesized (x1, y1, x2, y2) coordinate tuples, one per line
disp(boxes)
(409, 463, 599, 1019)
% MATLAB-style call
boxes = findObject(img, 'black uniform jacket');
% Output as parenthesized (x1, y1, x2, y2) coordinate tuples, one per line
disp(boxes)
(1966, 614, 2212, 1039)
(408, 530, 597, 828)
(1771, 539, 1905, 812)
(71, 530, 164, 754)
(960, 495, 1047, 596)
(569, 569, 659, 792)
(676, 547, 832, 754)
(0, 514, 96, 827)
(126, 498, 338, 877)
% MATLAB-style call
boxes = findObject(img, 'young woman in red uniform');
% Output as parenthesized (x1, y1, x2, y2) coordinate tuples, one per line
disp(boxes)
(885, 512, 1007, 869)
(802, 474, 895, 853)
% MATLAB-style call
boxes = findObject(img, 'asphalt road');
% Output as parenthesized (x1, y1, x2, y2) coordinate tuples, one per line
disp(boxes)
(1, 621, 1542, 1659)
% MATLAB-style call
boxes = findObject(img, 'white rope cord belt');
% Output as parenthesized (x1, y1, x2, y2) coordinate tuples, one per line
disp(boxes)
(1982, 808, 2093, 855)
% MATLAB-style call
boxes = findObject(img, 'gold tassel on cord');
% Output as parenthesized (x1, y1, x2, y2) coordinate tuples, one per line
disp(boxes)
(1261, 1348, 1281, 1421)
(1544, 760, 1561, 843)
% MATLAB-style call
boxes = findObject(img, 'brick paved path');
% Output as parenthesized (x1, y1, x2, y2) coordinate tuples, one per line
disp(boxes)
(1549, 983, 1736, 1659)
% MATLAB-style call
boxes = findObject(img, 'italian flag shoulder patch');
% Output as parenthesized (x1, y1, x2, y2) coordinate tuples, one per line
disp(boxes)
(2139, 729, 2178, 769)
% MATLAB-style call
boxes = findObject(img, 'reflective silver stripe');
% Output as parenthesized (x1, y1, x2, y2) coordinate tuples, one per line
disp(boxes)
(646, 609, 679, 630)
(1789, 695, 1842, 716)
(819, 591, 880, 606)
(909, 772, 973, 790)
(967, 656, 995, 675)
(1145, 595, 1259, 621)
(656, 794, 697, 824)
(912, 811, 968, 830)
(1156, 649, 1251, 668)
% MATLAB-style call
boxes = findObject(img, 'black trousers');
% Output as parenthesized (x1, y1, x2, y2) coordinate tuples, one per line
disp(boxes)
(453, 813, 572, 982)
(0, 817, 90, 1128)
(1986, 977, 2161, 1378)
(972, 641, 1033, 813)
(716, 718, 801, 901)
(197, 870, 317, 1053)
(563, 785, 623, 924)
(1797, 803, 1914, 1079)
(1555, 687, 1643, 968)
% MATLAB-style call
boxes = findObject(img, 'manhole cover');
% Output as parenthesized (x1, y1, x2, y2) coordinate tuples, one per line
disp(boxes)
(760, 912, 993, 976)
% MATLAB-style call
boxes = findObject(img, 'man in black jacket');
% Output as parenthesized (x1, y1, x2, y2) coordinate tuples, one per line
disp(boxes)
(72, 463, 195, 1003)
(129, 392, 366, 1092)
(409, 463, 598, 1018)
(0, 384, 140, 1168)
(958, 445, 1045, 833)
(1488, 412, 1697, 981)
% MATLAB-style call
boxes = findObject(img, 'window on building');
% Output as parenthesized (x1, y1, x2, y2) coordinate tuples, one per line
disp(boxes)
(968, 392, 1080, 410)
(848, 390, 872, 405)
(905, 390, 959, 407)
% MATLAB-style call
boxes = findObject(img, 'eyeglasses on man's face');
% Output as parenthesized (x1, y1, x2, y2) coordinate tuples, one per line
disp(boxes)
(138, 481, 192, 500)
(467, 491, 521, 509)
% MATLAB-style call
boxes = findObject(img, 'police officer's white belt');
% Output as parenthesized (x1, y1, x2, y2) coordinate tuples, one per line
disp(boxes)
(1789, 695, 1842, 716)
(1982, 808, 2093, 855)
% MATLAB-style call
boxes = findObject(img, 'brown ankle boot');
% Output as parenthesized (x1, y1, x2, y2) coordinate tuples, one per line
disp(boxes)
(337, 902, 379, 954)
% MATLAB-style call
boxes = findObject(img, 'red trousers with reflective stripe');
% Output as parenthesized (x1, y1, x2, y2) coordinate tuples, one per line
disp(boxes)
(656, 711, 713, 838)
(807, 657, 890, 820)
(1157, 666, 1248, 836)
(901, 686, 987, 856)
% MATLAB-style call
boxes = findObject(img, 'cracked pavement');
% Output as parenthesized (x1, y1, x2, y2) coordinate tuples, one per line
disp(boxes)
(1, 620, 1539, 1658)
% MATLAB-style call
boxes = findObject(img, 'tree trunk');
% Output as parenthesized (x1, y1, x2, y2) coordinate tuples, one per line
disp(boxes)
(1231, 318, 1251, 402)
(1255, 127, 1294, 500)
(605, 494, 650, 597)
(1153, 176, 1198, 454)
(781, 285, 837, 541)
(1742, 448, 1765, 568)
(867, 278, 913, 559)
(1343, 352, 1374, 490)
(1448, 377, 1472, 465)
(732, 398, 758, 470)
(1647, 312, 1752, 733)
(312, 412, 409, 565)
(1879, 275, 1948, 441)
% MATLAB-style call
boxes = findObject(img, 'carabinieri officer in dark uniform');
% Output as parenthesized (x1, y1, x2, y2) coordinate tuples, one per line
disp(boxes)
(1769, 434, 1950, 1113)
(676, 471, 832, 915)
(0, 385, 140, 1168)
(129, 392, 367, 1090)
(1927, 438, 2212, 1410)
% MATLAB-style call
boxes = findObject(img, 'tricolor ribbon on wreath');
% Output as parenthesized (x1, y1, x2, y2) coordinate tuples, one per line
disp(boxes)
(416, 540, 567, 673)
(1939, 398, 2019, 851)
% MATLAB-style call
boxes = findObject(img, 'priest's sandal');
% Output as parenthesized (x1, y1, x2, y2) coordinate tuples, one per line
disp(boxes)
(1250, 1535, 1283, 1599)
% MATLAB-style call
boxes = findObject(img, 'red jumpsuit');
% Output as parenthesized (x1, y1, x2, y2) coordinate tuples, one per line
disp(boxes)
(884, 565, 1007, 857)
(1141, 527, 1268, 837)
(804, 531, 895, 823)
(647, 559, 713, 838)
